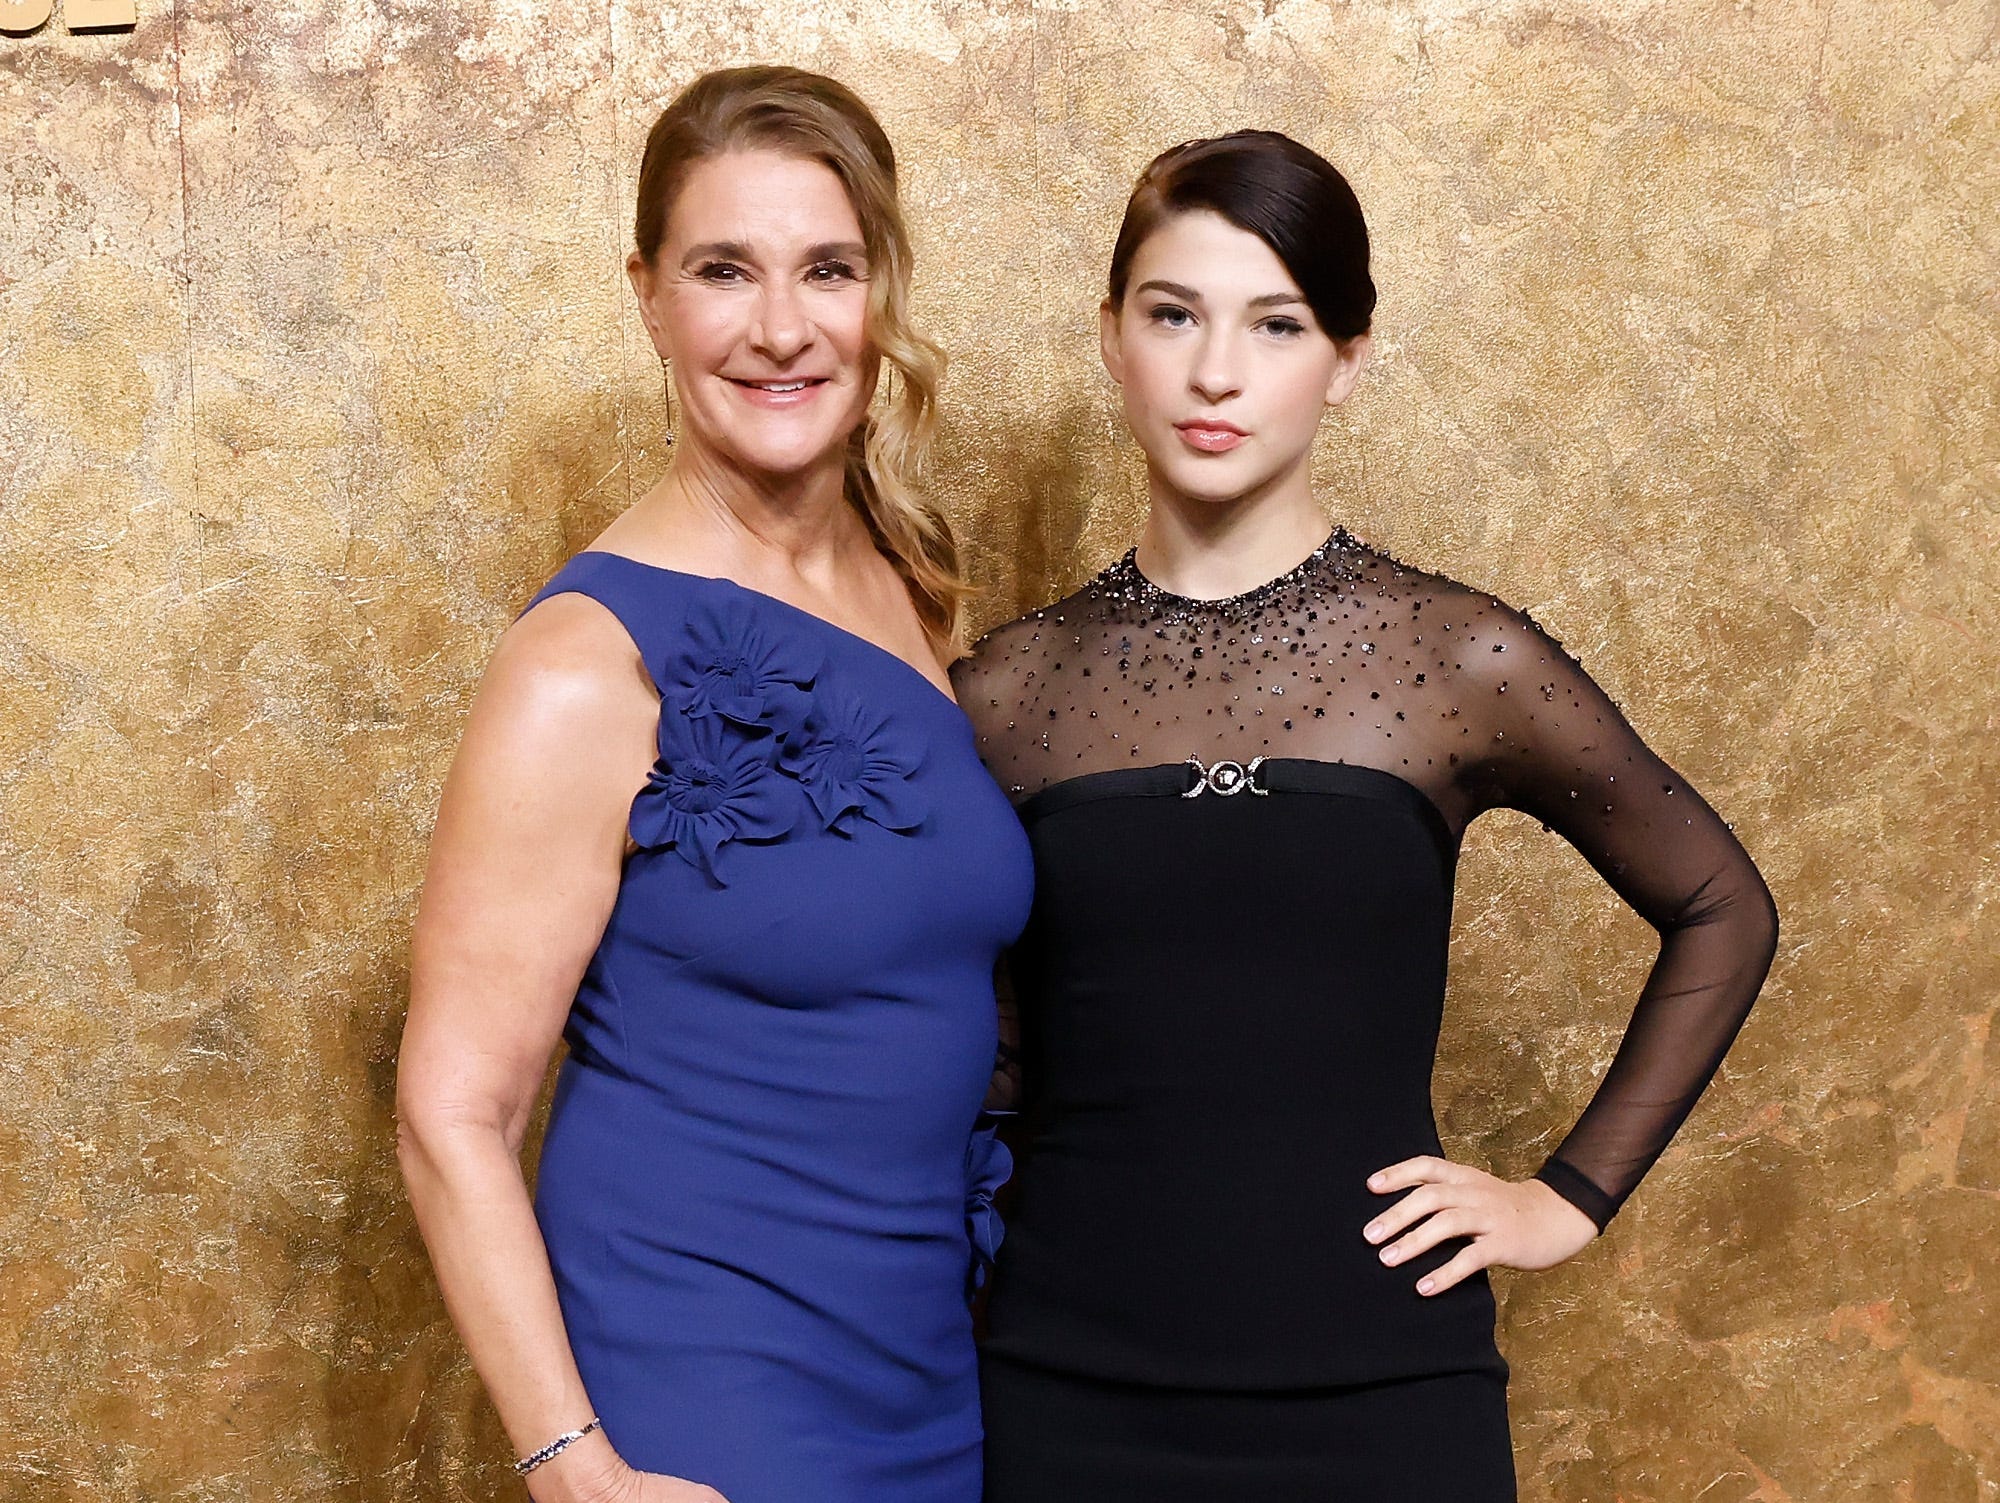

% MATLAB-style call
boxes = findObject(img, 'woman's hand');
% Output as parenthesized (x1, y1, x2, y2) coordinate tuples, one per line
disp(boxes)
(1364, 1156, 1598, 1295)
(609, 1472, 732, 1503)
(531, 1441, 732, 1503)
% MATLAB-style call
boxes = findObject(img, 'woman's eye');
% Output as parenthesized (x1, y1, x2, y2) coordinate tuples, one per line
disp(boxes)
(808, 260, 860, 284)
(1261, 317, 1306, 338)
(1148, 304, 1195, 329)
(696, 262, 746, 284)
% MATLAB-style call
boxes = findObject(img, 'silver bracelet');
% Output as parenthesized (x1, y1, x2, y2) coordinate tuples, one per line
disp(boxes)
(514, 1417, 603, 1476)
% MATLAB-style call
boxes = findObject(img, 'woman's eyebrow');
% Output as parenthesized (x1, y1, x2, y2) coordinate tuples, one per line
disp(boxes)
(681, 240, 754, 264)
(680, 240, 868, 266)
(1134, 279, 1303, 309)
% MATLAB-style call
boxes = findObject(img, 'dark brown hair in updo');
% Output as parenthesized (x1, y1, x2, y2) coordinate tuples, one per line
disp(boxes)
(1108, 130, 1376, 341)
(633, 67, 963, 647)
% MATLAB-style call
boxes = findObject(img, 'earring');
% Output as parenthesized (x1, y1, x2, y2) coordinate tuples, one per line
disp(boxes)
(660, 355, 676, 446)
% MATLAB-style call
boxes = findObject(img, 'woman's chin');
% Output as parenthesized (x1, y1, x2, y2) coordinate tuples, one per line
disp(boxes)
(1149, 453, 1288, 508)
(710, 428, 860, 482)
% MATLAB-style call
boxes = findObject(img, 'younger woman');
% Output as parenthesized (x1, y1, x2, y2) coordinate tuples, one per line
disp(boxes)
(955, 131, 1779, 1501)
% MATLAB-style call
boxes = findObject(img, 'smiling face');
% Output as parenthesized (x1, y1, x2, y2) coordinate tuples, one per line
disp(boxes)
(629, 149, 877, 482)
(1102, 209, 1368, 509)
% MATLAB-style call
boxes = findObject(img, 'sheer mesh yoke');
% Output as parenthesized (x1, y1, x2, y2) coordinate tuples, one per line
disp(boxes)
(954, 529, 1778, 1230)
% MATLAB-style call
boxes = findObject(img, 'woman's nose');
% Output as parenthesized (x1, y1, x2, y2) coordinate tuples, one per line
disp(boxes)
(750, 284, 812, 363)
(1189, 332, 1243, 403)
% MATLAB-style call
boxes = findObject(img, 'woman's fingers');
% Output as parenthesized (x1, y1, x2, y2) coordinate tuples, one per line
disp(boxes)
(1362, 1183, 1445, 1245)
(1378, 1205, 1474, 1267)
(1362, 1171, 1598, 1291)
(1364, 1159, 1492, 1275)
(1367, 1155, 1460, 1194)
(1416, 1241, 1491, 1297)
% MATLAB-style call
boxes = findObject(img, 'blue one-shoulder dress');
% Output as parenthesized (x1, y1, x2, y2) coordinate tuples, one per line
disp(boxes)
(523, 552, 1034, 1503)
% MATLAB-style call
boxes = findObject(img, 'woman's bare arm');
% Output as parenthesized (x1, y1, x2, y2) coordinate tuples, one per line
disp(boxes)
(396, 594, 707, 1502)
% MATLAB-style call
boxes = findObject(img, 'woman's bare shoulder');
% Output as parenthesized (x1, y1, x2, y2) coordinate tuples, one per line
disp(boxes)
(451, 593, 657, 802)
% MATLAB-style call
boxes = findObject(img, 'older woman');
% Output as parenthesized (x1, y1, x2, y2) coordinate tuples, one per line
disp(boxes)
(396, 68, 1032, 1503)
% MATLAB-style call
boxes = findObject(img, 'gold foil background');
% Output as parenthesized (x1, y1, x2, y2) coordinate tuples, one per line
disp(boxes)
(3, 1, 1995, 1498)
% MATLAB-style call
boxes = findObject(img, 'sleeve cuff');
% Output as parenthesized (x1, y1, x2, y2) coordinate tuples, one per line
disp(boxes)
(1534, 1157, 1618, 1233)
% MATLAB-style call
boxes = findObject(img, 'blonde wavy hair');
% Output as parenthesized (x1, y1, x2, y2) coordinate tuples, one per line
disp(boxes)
(634, 66, 966, 648)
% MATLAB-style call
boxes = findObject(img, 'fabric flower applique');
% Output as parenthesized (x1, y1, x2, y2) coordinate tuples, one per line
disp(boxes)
(965, 1114, 1013, 1297)
(780, 687, 929, 836)
(629, 697, 803, 884)
(660, 592, 821, 736)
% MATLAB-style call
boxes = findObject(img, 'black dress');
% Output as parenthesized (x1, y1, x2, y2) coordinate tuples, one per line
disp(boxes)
(951, 531, 1779, 1502)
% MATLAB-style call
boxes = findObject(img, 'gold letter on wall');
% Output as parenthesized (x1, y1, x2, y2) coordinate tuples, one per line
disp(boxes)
(0, 0, 56, 34)
(66, 0, 137, 27)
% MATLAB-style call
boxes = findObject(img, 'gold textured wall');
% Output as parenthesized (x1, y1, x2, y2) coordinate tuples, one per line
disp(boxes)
(3, 0, 1995, 1497)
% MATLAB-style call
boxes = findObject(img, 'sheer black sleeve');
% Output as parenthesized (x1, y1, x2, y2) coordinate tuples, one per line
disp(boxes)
(1462, 602, 1780, 1229)
(984, 956, 1024, 1115)
(953, 643, 1039, 1118)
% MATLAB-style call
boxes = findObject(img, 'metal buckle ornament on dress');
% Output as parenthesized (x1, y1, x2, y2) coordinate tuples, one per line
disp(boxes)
(1182, 755, 1269, 798)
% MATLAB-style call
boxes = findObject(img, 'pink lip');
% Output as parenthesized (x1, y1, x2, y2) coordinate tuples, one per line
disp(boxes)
(727, 376, 832, 409)
(1176, 420, 1248, 453)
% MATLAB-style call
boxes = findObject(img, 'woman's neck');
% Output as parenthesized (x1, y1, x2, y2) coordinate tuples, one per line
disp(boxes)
(1134, 470, 1334, 602)
(613, 440, 868, 585)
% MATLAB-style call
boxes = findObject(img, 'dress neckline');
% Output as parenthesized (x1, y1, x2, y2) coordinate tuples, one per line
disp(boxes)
(573, 551, 960, 710)
(1116, 527, 1361, 615)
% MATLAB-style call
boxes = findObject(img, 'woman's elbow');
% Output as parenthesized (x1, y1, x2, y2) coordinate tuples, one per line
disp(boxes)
(393, 1082, 454, 1192)
(394, 1071, 521, 1188)
(1751, 875, 1780, 972)
(1716, 870, 1780, 1015)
